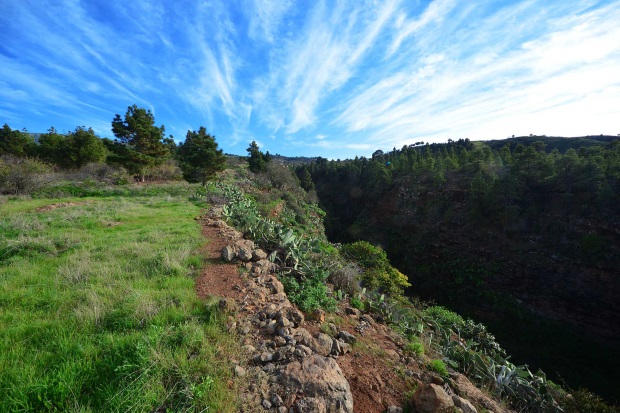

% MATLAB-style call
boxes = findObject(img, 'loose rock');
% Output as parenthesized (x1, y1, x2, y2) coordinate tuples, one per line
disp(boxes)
(412, 383, 455, 413)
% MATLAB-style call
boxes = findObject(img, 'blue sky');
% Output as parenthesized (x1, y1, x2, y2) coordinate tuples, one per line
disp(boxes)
(1, 0, 619, 159)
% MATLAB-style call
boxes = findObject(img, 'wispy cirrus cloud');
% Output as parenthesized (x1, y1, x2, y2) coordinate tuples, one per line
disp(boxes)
(333, 0, 620, 151)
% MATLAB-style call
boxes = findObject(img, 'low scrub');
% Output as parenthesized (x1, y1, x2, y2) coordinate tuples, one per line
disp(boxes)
(0, 155, 53, 194)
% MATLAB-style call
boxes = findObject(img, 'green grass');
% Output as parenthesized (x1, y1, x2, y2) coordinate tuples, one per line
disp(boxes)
(0, 191, 239, 412)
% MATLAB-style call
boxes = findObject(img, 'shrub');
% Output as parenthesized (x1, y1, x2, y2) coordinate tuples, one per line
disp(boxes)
(559, 388, 620, 413)
(77, 163, 129, 184)
(0, 155, 52, 194)
(281, 268, 336, 313)
(143, 160, 183, 182)
(423, 306, 465, 329)
(404, 338, 425, 357)
(265, 163, 300, 190)
(428, 359, 449, 377)
(328, 261, 363, 295)
(340, 241, 410, 297)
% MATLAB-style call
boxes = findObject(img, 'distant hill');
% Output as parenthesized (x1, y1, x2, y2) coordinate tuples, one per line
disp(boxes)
(482, 134, 618, 152)
(226, 153, 318, 166)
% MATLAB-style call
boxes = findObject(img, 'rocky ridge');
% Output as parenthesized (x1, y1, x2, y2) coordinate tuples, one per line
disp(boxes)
(196, 208, 512, 413)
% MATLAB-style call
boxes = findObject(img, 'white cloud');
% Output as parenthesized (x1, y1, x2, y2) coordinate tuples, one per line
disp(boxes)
(246, 0, 294, 42)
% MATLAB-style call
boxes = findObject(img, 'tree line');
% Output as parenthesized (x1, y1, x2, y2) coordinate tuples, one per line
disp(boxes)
(1, 105, 229, 185)
(296, 138, 620, 241)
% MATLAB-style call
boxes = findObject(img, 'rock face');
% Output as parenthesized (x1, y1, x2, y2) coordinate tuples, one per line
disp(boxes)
(412, 383, 454, 413)
(280, 354, 354, 413)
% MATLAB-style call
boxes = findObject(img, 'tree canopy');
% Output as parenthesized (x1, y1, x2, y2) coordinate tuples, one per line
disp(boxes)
(0, 124, 35, 157)
(176, 127, 226, 185)
(110, 105, 169, 180)
(246, 141, 271, 173)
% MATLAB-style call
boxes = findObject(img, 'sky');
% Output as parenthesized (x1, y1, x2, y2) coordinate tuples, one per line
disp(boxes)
(1, 0, 619, 159)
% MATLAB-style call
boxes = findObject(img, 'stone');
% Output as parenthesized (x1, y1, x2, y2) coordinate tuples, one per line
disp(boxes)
(234, 365, 246, 377)
(337, 330, 357, 344)
(309, 308, 326, 323)
(277, 407, 288, 413)
(263, 363, 277, 373)
(386, 407, 403, 413)
(284, 307, 305, 326)
(271, 393, 284, 407)
(280, 354, 353, 413)
(262, 399, 272, 409)
(221, 245, 236, 262)
(293, 328, 316, 348)
(345, 307, 361, 317)
(295, 344, 313, 357)
(359, 314, 375, 325)
(292, 397, 327, 413)
(277, 315, 291, 328)
(268, 278, 286, 294)
(412, 383, 455, 413)
(451, 373, 508, 413)
(256, 352, 273, 363)
(452, 395, 478, 413)
(274, 336, 287, 347)
(330, 338, 351, 356)
(252, 248, 268, 261)
(431, 375, 445, 385)
(312, 333, 334, 356)
(237, 322, 252, 335)
(236, 240, 255, 261)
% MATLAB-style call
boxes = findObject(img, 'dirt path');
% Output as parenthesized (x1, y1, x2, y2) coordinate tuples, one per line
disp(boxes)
(195, 224, 245, 302)
(195, 216, 415, 413)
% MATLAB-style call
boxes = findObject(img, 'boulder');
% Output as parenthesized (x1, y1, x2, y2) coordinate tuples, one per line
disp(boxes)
(252, 248, 268, 261)
(280, 354, 353, 413)
(312, 332, 334, 356)
(221, 245, 236, 262)
(235, 239, 255, 261)
(309, 308, 326, 323)
(331, 338, 351, 356)
(337, 330, 357, 344)
(412, 383, 454, 413)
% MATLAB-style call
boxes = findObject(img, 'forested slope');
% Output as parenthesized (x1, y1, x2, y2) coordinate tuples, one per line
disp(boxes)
(298, 136, 620, 402)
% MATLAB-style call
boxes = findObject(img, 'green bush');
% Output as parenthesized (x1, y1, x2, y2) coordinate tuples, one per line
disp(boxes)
(404, 338, 425, 357)
(340, 241, 410, 297)
(281, 268, 336, 313)
(428, 359, 449, 377)
(423, 306, 465, 328)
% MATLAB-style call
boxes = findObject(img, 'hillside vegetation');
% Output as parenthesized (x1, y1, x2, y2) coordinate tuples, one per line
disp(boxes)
(297, 136, 620, 402)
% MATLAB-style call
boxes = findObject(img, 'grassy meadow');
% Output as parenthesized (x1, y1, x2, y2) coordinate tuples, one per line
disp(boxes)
(0, 186, 238, 412)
